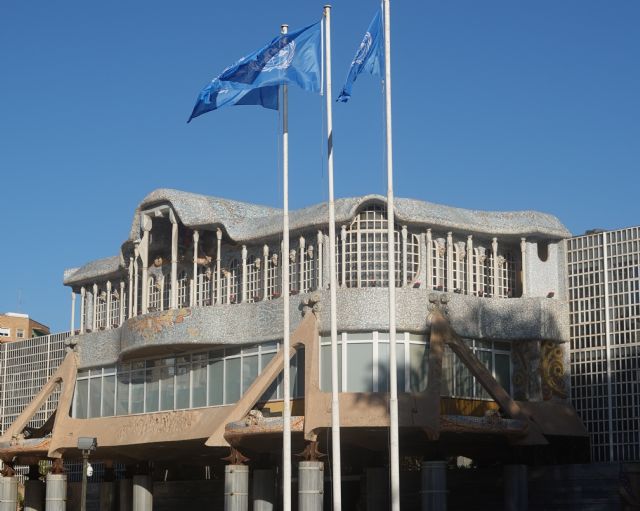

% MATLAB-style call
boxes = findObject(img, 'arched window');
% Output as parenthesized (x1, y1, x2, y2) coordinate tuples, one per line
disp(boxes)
(110, 289, 120, 327)
(96, 290, 107, 329)
(431, 239, 447, 291)
(228, 259, 240, 304)
(472, 247, 486, 296)
(452, 243, 467, 293)
(267, 252, 281, 299)
(246, 255, 261, 303)
(337, 204, 410, 288)
(177, 270, 189, 308)
(148, 276, 161, 311)
(303, 243, 318, 292)
(495, 251, 517, 298)
(289, 249, 300, 294)
(196, 267, 211, 306)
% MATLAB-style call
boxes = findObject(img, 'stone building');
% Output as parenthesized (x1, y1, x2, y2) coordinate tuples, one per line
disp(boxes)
(0, 313, 49, 343)
(0, 189, 588, 510)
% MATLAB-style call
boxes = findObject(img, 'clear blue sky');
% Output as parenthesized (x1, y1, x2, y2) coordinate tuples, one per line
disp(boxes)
(1, 1, 638, 332)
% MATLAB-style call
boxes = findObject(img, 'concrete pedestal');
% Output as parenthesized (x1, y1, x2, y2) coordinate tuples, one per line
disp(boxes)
(0, 476, 18, 511)
(252, 469, 275, 511)
(421, 461, 447, 511)
(45, 474, 67, 511)
(224, 465, 248, 511)
(132, 475, 152, 511)
(99, 481, 115, 511)
(504, 464, 528, 511)
(118, 479, 133, 511)
(298, 461, 323, 511)
(24, 479, 45, 511)
(365, 467, 389, 511)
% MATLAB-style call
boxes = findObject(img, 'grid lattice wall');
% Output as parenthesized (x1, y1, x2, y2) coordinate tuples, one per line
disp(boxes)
(568, 227, 640, 462)
(0, 332, 69, 435)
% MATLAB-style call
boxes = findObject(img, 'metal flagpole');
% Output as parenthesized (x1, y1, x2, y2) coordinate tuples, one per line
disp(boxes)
(382, 1, 401, 510)
(323, 5, 343, 510)
(280, 23, 292, 511)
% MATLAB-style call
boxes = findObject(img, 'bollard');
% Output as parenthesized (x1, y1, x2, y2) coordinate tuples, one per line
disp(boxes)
(0, 476, 18, 511)
(421, 461, 447, 511)
(298, 461, 323, 511)
(224, 465, 248, 511)
(45, 474, 67, 511)
(252, 469, 276, 511)
(132, 475, 152, 511)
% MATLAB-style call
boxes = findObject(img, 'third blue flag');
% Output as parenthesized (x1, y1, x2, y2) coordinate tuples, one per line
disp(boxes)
(337, 9, 383, 103)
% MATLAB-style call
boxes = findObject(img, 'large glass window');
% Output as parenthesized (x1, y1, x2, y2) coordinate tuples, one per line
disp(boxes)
(320, 332, 510, 400)
(72, 341, 305, 419)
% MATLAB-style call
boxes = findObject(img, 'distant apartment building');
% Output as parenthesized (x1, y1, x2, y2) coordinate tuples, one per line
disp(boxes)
(567, 226, 640, 462)
(0, 312, 49, 343)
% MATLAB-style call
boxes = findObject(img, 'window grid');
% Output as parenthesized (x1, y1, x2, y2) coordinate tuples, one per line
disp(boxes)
(72, 342, 304, 419)
(568, 227, 640, 462)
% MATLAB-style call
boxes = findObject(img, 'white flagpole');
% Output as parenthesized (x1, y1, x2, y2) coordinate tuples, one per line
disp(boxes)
(280, 23, 292, 511)
(323, 5, 343, 510)
(382, 1, 401, 510)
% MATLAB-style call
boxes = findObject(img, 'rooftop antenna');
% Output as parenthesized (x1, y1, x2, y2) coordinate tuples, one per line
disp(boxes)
(17, 289, 23, 313)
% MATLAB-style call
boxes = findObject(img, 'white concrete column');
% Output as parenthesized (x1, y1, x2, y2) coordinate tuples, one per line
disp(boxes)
(191, 230, 199, 307)
(132, 475, 152, 511)
(401, 225, 408, 287)
(252, 469, 275, 511)
(0, 475, 18, 511)
(492, 237, 499, 297)
(225, 271, 232, 305)
(224, 465, 248, 511)
(140, 216, 152, 315)
(216, 228, 222, 305)
(446, 232, 454, 292)
(504, 464, 528, 511)
(299, 236, 306, 293)
(119, 281, 126, 326)
(241, 245, 247, 303)
(70, 291, 76, 335)
(340, 225, 346, 287)
(106, 281, 112, 329)
(24, 479, 44, 511)
(317, 231, 323, 290)
(128, 257, 134, 318)
(45, 473, 67, 511)
(118, 479, 132, 511)
(520, 237, 527, 297)
(421, 461, 446, 511)
(425, 229, 433, 290)
(466, 235, 473, 295)
(298, 461, 323, 511)
(170, 211, 178, 309)
(92, 283, 98, 331)
(132, 246, 140, 316)
(80, 286, 86, 333)
(262, 245, 269, 300)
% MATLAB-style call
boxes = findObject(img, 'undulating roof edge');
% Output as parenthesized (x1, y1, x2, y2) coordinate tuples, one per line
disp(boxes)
(64, 188, 570, 286)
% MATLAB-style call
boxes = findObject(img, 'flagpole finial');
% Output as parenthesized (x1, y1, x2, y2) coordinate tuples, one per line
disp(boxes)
(324, 4, 332, 10)
(281, 24, 288, 34)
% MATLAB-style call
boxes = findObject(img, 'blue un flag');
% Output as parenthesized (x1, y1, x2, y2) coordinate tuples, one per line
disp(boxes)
(189, 21, 322, 122)
(337, 9, 383, 103)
